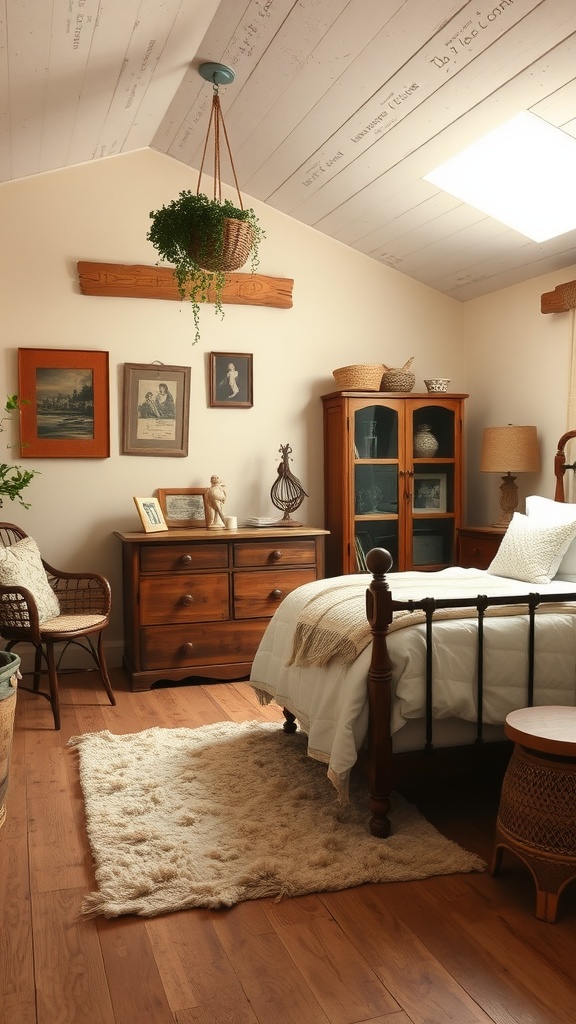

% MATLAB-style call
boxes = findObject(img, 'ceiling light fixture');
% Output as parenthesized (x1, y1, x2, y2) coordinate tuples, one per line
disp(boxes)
(424, 112, 576, 242)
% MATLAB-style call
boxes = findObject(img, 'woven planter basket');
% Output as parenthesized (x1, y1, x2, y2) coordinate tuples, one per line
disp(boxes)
(189, 218, 255, 273)
(381, 356, 415, 392)
(332, 364, 384, 391)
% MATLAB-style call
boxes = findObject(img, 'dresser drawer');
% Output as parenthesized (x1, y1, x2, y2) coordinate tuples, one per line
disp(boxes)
(233, 568, 316, 618)
(458, 529, 504, 570)
(140, 542, 228, 573)
(233, 539, 317, 568)
(139, 573, 229, 625)
(141, 620, 268, 669)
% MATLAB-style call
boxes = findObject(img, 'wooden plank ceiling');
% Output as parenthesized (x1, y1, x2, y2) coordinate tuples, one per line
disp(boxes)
(2, 0, 576, 301)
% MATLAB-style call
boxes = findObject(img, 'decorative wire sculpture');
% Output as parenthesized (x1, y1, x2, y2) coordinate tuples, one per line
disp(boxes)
(270, 443, 308, 527)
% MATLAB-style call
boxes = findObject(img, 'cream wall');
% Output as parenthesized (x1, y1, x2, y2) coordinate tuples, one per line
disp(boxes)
(0, 149, 465, 660)
(463, 264, 576, 525)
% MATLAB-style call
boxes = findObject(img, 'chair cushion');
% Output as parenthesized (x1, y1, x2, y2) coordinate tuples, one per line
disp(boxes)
(40, 613, 107, 633)
(0, 536, 61, 623)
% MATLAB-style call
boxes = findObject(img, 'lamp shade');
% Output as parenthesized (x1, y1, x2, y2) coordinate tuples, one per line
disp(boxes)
(480, 425, 540, 474)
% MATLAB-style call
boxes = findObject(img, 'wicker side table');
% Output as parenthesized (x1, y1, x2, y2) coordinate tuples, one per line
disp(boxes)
(490, 706, 576, 922)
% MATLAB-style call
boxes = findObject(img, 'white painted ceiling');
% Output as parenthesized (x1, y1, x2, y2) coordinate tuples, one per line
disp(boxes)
(3, 0, 576, 300)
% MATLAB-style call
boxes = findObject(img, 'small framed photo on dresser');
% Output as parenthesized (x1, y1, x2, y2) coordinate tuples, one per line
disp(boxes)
(133, 496, 169, 533)
(157, 488, 207, 528)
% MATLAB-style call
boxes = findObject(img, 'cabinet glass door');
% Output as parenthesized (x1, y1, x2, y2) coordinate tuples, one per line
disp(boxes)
(410, 404, 457, 568)
(353, 404, 399, 571)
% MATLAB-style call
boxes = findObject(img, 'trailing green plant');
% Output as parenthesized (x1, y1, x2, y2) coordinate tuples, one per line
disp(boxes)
(0, 395, 37, 509)
(147, 191, 265, 345)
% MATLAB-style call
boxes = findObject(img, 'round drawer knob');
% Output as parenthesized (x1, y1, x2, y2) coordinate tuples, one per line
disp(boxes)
(180, 554, 193, 566)
(270, 549, 282, 561)
(271, 588, 283, 600)
(181, 594, 194, 606)
(182, 642, 195, 654)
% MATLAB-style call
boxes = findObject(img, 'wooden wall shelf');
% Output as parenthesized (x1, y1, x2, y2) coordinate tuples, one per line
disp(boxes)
(77, 261, 293, 309)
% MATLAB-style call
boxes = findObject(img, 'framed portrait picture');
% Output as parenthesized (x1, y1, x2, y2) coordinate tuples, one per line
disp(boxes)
(412, 473, 447, 513)
(133, 496, 169, 533)
(209, 352, 253, 408)
(122, 363, 190, 456)
(17, 348, 110, 458)
(156, 487, 207, 528)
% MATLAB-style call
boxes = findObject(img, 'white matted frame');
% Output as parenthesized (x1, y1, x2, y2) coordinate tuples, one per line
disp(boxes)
(133, 496, 169, 533)
(157, 488, 207, 529)
(412, 473, 447, 513)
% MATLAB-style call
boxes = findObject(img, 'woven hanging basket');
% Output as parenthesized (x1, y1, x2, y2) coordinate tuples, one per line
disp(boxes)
(189, 217, 255, 273)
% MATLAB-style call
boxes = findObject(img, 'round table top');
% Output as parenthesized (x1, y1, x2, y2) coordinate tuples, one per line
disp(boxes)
(505, 706, 576, 757)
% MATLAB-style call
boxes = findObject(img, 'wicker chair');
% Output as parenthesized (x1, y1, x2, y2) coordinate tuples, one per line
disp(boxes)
(0, 523, 115, 729)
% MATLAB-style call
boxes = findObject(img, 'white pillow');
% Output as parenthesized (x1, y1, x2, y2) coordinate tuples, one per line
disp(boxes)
(525, 494, 576, 581)
(487, 511, 576, 584)
(0, 536, 61, 622)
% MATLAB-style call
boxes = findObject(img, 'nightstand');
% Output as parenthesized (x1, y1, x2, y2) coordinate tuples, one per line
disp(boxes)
(457, 526, 507, 570)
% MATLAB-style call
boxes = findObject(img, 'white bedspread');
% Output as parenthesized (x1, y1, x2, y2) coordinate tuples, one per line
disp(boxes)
(249, 568, 576, 796)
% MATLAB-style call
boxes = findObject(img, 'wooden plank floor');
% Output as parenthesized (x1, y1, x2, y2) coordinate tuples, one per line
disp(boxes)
(1, 667, 575, 1024)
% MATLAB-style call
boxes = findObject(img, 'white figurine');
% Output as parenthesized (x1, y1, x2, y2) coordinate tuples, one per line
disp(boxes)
(205, 475, 227, 529)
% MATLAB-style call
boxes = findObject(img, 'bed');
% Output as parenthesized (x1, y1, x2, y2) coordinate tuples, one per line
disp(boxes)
(249, 429, 576, 837)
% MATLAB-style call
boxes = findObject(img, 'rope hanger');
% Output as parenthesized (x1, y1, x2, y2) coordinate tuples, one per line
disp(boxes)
(197, 65, 244, 209)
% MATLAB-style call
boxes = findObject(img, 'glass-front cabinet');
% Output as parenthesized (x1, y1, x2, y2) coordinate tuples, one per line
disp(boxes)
(322, 391, 467, 575)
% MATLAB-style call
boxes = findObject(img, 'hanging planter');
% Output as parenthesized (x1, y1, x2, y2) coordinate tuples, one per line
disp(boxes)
(147, 64, 265, 345)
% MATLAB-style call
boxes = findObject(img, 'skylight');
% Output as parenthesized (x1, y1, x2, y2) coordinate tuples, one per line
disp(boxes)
(423, 112, 576, 242)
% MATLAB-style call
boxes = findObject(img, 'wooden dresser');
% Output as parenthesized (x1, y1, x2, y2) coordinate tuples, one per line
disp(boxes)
(114, 526, 328, 690)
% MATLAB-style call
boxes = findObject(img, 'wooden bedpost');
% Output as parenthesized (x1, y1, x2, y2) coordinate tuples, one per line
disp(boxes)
(554, 429, 576, 501)
(365, 547, 395, 837)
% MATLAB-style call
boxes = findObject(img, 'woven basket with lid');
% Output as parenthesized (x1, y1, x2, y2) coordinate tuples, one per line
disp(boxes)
(332, 364, 384, 391)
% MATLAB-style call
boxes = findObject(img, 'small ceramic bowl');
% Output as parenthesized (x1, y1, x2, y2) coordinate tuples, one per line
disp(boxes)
(424, 378, 450, 392)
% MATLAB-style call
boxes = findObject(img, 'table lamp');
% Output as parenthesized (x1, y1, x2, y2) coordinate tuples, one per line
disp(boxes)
(480, 424, 540, 527)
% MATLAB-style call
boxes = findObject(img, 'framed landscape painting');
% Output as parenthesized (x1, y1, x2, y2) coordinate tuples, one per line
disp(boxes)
(17, 348, 110, 458)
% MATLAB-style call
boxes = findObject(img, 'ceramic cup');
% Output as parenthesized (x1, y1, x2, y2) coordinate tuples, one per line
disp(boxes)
(224, 516, 238, 530)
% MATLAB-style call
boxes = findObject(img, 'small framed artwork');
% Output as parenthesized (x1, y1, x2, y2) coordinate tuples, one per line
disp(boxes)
(17, 348, 110, 458)
(412, 473, 447, 513)
(133, 496, 169, 533)
(157, 487, 207, 528)
(209, 352, 253, 408)
(122, 363, 191, 456)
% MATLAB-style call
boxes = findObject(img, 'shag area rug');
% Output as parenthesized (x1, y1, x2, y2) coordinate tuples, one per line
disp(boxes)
(69, 720, 485, 918)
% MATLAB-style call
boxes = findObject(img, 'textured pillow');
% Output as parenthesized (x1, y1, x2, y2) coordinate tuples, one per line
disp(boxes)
(525, 494, 576, 581)
(487, 511, 576, 584)
(0, 536, 61, 622)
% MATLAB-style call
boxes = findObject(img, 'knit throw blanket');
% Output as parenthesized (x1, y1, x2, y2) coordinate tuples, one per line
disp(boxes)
(287, 572, 575, 668)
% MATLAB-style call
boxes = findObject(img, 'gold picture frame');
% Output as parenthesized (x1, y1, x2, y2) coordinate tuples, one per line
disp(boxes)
(133, 496, 169, 533)
(156, 487, 207, 529)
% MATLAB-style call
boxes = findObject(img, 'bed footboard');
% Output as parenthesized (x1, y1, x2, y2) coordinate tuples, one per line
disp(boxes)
(364, 548, 395, 837)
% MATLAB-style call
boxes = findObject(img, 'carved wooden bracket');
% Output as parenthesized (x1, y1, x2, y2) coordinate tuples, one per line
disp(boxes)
(541, 278, 576, 313)
(77, 261, 293, 309)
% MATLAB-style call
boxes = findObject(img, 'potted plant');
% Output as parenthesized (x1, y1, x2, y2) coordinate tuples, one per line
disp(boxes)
(147, 191, 265, 345)
(0, 395, 37, 509)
